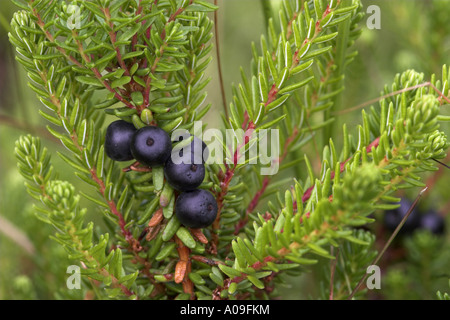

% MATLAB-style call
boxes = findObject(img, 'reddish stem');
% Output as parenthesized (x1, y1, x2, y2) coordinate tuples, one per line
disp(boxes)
(210, 116, 256, 252)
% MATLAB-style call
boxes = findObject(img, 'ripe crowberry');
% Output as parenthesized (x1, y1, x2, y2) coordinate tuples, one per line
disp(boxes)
(420, 210, 445, 235)
(164, 157, 205, 191)
(175, 134, 209, 164)
(130, 126, 172, 167)
(384, 198, 421, 234)
(175, 189, 218, 229)
(104, 120, 136, 161)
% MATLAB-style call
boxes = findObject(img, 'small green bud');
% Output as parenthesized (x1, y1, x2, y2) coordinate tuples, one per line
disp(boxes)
(140, 108, 153, 125)
(339, 163, 383, 210)
(407, 95, 440, 135)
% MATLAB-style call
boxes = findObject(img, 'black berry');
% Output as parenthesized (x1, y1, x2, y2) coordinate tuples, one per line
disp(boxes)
(383, 198, 421, 234)
(175, 189, 218, 229)
(175, 134, 209, 164)
(420, 210, 445, 235)
(130, 126, 172, 167)
(104, 120, 136, 161)
(164, 156, 205, 191)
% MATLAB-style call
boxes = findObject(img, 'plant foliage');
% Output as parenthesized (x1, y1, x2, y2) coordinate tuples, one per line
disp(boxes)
(8, 0, 450, 300)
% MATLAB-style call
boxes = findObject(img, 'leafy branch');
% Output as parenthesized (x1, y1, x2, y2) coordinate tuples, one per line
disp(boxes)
(8, 0, 450, 300)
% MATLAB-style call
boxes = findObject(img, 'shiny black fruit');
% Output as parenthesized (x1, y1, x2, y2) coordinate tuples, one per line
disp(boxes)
(175, 134, 209, 164)
(175, 189, 218, 229)
(104, 120, 136, 161)
(130, 126, 172, 167)
(164, 157, 205, 191)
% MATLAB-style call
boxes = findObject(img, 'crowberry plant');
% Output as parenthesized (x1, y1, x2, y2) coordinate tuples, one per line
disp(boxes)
(7, 0, 450, 301)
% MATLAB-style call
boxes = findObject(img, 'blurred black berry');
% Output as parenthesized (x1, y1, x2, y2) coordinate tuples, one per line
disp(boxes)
(384, 198, 421, 234)
(420, 210, 445, 235)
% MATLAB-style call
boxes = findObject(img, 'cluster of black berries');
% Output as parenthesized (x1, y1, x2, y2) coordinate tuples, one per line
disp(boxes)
(104, 120, 218, 229)
(383, 198, 446, 236)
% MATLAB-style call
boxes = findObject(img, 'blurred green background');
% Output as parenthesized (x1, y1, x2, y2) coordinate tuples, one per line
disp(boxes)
(0, 0, 449, 300)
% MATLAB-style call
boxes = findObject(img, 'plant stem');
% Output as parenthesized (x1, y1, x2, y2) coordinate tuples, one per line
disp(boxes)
(214, 0, 228, 119)
(347, 187, 428, 300)
(0, 10, 11, 32)
(0, 215, 35, 256)
(431, 158, 450, 170)
(333, 82, 433, 116)
(329, 247, 339, 300)
(323, 0, 352, 147)
(234, 127, 300, 234)
(0, 114, 58, 143)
